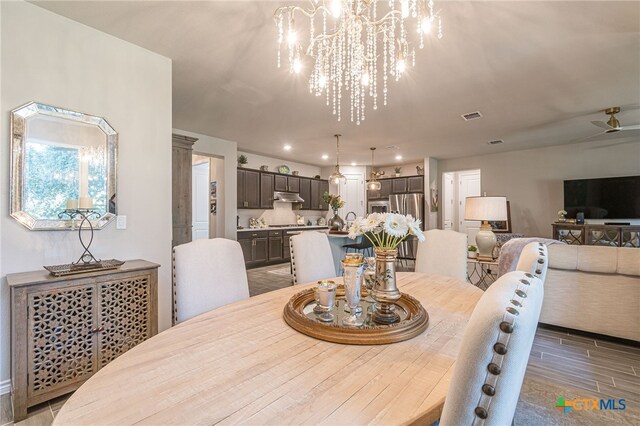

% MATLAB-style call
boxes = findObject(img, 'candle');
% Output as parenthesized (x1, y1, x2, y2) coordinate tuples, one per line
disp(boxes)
(66, 199, 78, 210)
(79, 197, 93, 209)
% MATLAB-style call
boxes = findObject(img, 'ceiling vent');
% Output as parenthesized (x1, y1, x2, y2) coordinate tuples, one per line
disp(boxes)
(461, 111, 482, 121)
(487, 139, 504, 145)
(385, 145, 400, 150)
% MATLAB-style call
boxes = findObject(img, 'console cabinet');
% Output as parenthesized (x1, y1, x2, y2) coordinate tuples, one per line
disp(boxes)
(8, 260, 159, 421)
(552, 223, 640, 247)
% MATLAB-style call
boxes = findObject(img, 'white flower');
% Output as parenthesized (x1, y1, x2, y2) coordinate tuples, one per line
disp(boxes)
(348, 218, 364, 239)
(406, 215, 426, 242)
(362, 215, 382, 232)
(383, 213, 408, 238)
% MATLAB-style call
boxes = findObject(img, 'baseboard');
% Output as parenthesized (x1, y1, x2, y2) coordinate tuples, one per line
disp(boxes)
(538, 323, 640, 347)
(0, 379, 10, 395)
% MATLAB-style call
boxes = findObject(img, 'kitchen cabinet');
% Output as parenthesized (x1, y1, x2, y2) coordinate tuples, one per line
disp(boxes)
(310, 180, 322, 210)
(237, 231, 269, 266)
(392, 178, 407, 194)
(299, 178, 311, 210)
(407, 176, 424, 193)
(260, 173, 274, 209)
(268, 230, 284, 262)
(237, 169, 260, 209)
(283, 235, 291, 260)
(275, 175, 300, 193)
(380, 179, 392, 198)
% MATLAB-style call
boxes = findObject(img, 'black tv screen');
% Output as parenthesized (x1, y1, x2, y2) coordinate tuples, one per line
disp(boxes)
(564, 176, 640, 219)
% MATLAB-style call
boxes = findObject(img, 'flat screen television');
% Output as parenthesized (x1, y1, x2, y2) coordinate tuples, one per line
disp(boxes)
(563, 176, 640, 220)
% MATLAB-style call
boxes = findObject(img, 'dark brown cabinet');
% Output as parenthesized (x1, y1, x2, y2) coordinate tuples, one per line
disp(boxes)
(288, 177, 300, 193)
(268, 230, 283, 262)
(239, 238, 252, 262)
(275, 175, 300, 193)
(274, 174, 288, 192)
(237, 169, 260, 209)
(299, 178, 311, 210)
(392, 178, 407, 194)
(407, 176, 424, 193)
(260, 173, 274, 209)
(380, 179, 392, 198)
(310, 179, 322, 210)
(237, 231, 269, 266)
(253, 237, 268, 263)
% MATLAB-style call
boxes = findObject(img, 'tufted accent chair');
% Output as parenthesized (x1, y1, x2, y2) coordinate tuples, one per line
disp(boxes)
(173, 238, 250, 323)
(290, 231, 337, 285)
(440, 270, 544, 426)
(515, 242, 549, 285)
(415, 229, 468, 282)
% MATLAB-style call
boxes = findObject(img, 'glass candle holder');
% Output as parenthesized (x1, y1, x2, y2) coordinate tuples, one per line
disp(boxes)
(341, 257, 365, 327)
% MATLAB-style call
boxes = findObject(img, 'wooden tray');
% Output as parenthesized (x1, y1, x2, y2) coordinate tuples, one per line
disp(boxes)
(283, 287, 429, 345)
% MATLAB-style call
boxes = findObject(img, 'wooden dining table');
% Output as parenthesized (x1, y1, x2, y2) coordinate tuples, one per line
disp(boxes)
(54, 272, 483, 426)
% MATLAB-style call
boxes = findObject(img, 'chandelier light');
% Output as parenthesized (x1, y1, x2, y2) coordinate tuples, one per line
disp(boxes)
(275, 0, 443, 125)
(367, 147, 382, 191)
(329, 134, 347, 185)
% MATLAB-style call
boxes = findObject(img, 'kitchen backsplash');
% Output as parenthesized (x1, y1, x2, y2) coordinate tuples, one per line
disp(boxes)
(238, 202, 330, 228)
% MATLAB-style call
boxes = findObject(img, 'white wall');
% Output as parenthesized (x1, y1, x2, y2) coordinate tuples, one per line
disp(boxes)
(175, 129, 238, 240)
(238, 151, 321, 178)
(438, 139, 640, 237)
(1, 1, 172, 385)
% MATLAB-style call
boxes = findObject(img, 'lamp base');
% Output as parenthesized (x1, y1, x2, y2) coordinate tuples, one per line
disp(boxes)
(475, 222, 497, 261)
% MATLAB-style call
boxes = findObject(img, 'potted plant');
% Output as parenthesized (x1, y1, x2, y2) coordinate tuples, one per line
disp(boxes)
(557, 209, 567, 223)
(467, 245, 478, 259)
(394, 167, 402, 177)
(323, 192, 345, 231)
(237, 155, 248, 168)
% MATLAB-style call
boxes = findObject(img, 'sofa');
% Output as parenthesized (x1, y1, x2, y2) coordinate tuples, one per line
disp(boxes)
(540, 244, 640, 341)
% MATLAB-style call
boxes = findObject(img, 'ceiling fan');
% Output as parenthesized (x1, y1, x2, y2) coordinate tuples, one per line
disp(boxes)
(590, 107, 640, 133)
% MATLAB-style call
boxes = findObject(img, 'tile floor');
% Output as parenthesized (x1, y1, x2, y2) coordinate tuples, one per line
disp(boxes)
(3, 262, 638, 425)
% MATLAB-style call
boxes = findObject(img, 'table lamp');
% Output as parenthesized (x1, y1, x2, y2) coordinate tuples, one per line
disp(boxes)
(464, 196, 507, 261)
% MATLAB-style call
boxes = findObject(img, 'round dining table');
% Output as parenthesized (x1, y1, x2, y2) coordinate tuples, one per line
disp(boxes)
(54, 272, 483, 426)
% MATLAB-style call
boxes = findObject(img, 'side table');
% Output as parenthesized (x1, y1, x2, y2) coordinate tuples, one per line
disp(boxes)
(467, 257, 499, 290)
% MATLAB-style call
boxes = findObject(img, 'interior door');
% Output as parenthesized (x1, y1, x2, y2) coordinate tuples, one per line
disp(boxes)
(442, 173, 454, 230)
(458, 171, 481, 244)
(192, 162, 209, 240)
(338, 174, 365, 221)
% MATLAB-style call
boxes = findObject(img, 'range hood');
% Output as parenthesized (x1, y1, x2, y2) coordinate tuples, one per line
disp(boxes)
(273, 191, 304, 203)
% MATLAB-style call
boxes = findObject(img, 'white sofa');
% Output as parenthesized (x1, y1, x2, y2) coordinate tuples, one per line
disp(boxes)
(540, 244, 640, 341)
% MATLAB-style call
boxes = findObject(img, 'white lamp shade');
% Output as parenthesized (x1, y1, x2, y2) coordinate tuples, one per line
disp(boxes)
(464, 196, 507, 221)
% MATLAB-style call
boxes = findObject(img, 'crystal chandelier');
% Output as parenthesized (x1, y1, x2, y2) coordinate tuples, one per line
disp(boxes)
(367, 147, 381, 190)
(275, 0, 443, 125)
(329, 134, 347, 184)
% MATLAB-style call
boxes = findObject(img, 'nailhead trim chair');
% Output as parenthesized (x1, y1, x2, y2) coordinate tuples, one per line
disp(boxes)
(440, 268, 545, 425)
(173, 238, 250, 323)
(290, 231, 337, 285)
(415, 229, 468, 282)
(515, 241, 549, 284)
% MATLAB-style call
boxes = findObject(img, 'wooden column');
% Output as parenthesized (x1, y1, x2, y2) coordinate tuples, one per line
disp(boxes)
(172, 134, 197, 247)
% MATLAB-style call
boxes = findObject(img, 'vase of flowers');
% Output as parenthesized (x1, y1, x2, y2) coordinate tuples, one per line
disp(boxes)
(348, 213, 425, 324)
(323, 192, 346, 231)
(557, 209, 567, 223)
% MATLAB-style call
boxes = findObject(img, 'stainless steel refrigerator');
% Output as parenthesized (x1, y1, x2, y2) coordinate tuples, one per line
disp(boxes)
(389, 194, 424, 260)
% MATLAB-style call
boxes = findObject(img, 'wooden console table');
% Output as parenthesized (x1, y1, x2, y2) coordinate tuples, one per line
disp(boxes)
(552, 223, 640, 247)
(8, 260, 159, 421)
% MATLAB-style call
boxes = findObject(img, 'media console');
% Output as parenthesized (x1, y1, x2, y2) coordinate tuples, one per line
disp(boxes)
(552, 223, 640, 247)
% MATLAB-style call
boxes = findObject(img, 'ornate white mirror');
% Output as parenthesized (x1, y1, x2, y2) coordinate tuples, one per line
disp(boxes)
(10, 102, 117, 230)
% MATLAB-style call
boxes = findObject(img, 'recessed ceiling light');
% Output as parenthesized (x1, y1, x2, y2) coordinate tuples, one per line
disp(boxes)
(283, 144, 292, 151)
(351, 162, 357, 166)
(395, 155, 403, 160)
(321, 154, 329, 160)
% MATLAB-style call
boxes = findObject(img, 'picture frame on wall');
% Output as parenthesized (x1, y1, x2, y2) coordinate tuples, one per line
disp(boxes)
(489, 201, 512, 233)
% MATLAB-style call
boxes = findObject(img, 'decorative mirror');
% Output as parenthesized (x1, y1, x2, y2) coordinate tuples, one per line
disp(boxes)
(10, 102, 117, 230)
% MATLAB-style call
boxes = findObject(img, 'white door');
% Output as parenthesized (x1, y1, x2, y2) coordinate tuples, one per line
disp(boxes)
(192, 162, 210, 240)
(338, 174, 365, 223)
(442, 173, 455, 230)
(458, 170, 481, 244)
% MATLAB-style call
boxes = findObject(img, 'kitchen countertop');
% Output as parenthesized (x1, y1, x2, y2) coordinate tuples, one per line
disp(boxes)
(237, 225, 329, 232)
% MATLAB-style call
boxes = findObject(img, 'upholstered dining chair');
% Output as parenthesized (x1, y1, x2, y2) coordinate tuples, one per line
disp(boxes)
(515, 241, 549, 284)
(439, 270, 544, 426)
(415, 229, 467, 282)
(173, 238, 250, 323)
(290, 231, 337, 284)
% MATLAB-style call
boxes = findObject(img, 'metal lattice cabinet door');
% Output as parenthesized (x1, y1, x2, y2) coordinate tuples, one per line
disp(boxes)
(27, 285, 97, 398)
(98, 275, 152, 368)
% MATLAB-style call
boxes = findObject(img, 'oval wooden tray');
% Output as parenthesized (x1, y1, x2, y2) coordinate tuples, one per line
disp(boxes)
(283, 288, 429, 345)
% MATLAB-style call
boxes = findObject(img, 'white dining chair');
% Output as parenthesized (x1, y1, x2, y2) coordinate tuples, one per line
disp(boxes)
(173, 238, 250, 323)
(290, 231, 337, 284)
(515, 241, 549, 285)
(439, 270, 544, 426)
(415, 229, 467, 282)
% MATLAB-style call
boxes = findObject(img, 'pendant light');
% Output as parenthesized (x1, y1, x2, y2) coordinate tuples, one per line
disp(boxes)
(367, 147, 381, 191)
(329, 134, 346, 185)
